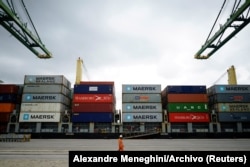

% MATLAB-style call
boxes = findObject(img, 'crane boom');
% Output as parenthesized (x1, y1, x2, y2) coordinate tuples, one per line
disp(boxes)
(195, 0, 250, 59)
(0, 0, 52, 58)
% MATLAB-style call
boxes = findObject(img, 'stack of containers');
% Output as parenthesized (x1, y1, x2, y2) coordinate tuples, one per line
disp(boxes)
(162, 85, 210, 123)
(207, 85, 250, 123)
(122, 84, 162, 123)
(72, 82, 115, 123)
(19, 75, 71, 128)
(0, 84, 21, 132)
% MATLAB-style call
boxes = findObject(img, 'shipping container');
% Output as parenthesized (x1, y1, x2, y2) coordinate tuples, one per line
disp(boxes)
(0, 113, 11, 122)
(73, 94, 114, 103)
(19, 112, 61, 122)
(167, 94, 208, 103)
(72, 112, 113, 123)
(0, 123, 7, 133)
(122, 94, 161, 103)
(212, 103, 250, 112)
(0, 94, 18, 103)
(218, 112, 250, 122)
(24, 75, 71, 88)
(74, 84, 114, 94)
(207, 85, 250, 95)
(72, 103, 115, 112)
(122, 103, 162, 112)
(122, 112, 162, 122)
(162, 85, 206, 95)
(167, 103, 208, 112)
(80, 81, 114, 85)
(208, 93, 250, 103)
(122, 84, 161, 94)
(20, 103, 67, 112)
(23, 85, 71, 96)
(22, 93, 70, 105)
(0, 103, 15, 113)
(168, 112, 210, 123)
(0, 84, 19, 94)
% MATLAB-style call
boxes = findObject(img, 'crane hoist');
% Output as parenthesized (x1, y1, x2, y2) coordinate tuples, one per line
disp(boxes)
(0, 0, 52, 58)
(194, 0, 250, 59)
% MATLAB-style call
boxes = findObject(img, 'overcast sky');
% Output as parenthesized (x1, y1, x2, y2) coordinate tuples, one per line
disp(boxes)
(1, 0, 250, 109)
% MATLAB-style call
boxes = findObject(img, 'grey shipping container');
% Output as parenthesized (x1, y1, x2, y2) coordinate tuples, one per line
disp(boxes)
(122, 103, 162, 112)
(213, 103, 250, 112)
(122, 84, 161, 93)
(209, 93, 250, 103)
(122, 112, 163, 122)
(20, 103, 67, 112)
(22, 93, 70, 105)
(122, 94, 161, 103)
(24, 75, 71, 88)
(207, 85, 250, 95)
(218, 112, 250, 122)
(23, 85, 71, 96)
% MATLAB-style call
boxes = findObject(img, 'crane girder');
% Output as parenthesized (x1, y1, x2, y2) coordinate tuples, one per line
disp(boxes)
(195, 0, 250, 59)
(0, 0, 52, 59)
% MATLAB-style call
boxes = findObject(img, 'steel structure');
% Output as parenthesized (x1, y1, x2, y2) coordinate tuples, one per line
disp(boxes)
(195, 0, 250, 59)
(0, 0, 52, 58)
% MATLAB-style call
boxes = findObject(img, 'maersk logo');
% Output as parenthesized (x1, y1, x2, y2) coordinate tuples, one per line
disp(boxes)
(126, 86, 132, 91)
(126, 114, 132, 120)
(25, 95, 32, 100)
(219, 86, 225, 92)
(23, 114, 29, 120)
(126, 105, 132, 110)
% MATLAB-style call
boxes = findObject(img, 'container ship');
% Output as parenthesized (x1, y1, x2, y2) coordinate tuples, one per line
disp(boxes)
(1, 75, 250, 139)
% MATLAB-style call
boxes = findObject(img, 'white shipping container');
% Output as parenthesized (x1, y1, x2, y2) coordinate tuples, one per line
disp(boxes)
(122, 103, 162, 112)
(24, 75, 71, 88)
(23, 85, 71, 96)
(122, 112, 163, 122)
(19, 112, 61, 122)
(122, 84, 161, 93)
(21, 103, 67, 112)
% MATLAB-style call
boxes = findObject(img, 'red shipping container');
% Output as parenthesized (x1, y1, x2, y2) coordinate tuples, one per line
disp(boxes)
(0, 113, 11, 122)
(167, 94, 208, 102)
(0, 84, 19, 94)
(73, 103, 114, 112)
(168, 112, 210, 123)
(0, 103, 15, 113)
(73, 94, 114, 103)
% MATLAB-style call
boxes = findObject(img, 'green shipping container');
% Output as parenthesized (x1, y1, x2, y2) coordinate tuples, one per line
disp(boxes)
(167, 103, 208, 112)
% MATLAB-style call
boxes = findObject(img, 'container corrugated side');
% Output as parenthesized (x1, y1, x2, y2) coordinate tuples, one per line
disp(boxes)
(23, 85, 71, 96)
(167, 94, 208, 103)
(24, 75, 71, 88)
(218, 112, 250, 122)
(19, 112, 61, 122)
(20, 103, 67, 112)
(22, 93, 70, 105)
(207, 85, 250, 95)
(122, 112, 163, 122)
(122, 103, 162, 112)
(0, 94, 18, 103)
(79, 81, 114, 85)
(168, 112, 210, 123)
(72, 103, 114, 112)
(122, 94, 161, 103)
(0, 113, 11, 122)
(0, 103, 15, 113)
(74, 84, 114, 94)
(212, 103, 250, 112)
(167, 103, 208, 112)
(72, 112, 113, 123)
(73, 94, 114, 103)
(0, 84, 19, 94)
(0, 124, 7, 133)
(122, 84, 161, 93)
(163, 85, 207, 95)
(209, 93, 250, 103)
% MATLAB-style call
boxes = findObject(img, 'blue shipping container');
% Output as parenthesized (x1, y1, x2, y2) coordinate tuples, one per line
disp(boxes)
(72, 112, 113, 123)
(209, 93, 250, 103)
(218, 112, 250, 122)
(74, 84, 114, 94)
(207, 85, 250, 95)
(0, 94, 18, 103)
(164, 85, 207, 94)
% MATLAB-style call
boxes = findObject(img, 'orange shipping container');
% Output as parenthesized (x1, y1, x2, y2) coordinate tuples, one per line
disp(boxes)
(73, 94, 114, 103)
(167, 94, 208, 103)
(0, 103, 15, 113)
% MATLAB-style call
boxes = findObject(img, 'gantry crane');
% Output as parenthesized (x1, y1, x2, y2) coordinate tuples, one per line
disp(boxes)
(213, 65, 237, 85)
(0, 0, 52, 58)
(194, 0, 250, 59)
